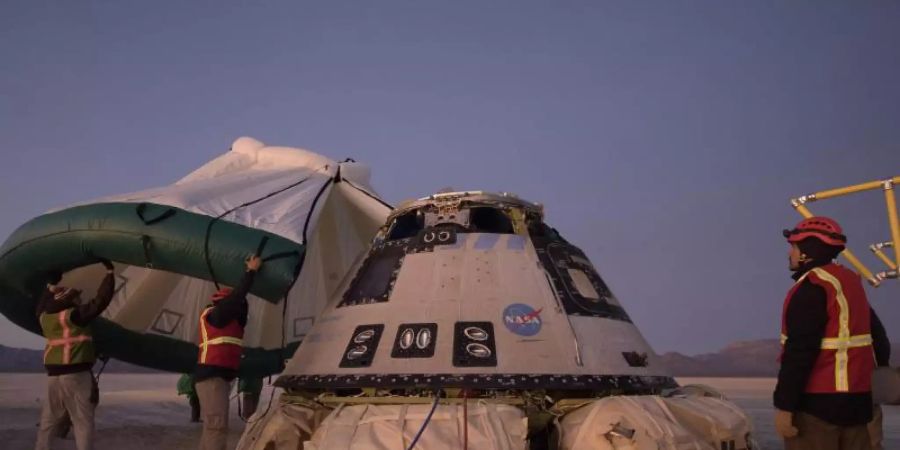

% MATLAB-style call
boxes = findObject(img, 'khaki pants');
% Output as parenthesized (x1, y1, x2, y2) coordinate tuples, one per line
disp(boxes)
(785, 412, 870, 450)
(35, 371, 95, 450)
(196, 377, 231, 450)
(868, 405, 883, 450)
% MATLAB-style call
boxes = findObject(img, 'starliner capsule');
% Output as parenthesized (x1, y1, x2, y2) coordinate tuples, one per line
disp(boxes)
(239, 191, 756, 450)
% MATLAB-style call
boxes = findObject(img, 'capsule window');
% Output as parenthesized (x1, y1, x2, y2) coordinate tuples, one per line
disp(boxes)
(387, 211, 425, 240)
(530, 235, 630, 322)
(340, 245, 405, 306)
(469, 207, 514, 234)
(567, 269, 600, 300)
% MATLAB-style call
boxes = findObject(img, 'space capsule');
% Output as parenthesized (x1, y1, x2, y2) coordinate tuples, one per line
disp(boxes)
(238, 191, 756, 450)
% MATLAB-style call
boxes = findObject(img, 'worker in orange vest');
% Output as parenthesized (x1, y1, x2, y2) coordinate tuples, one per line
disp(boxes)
(194, 255, 262, 450)
(774, 217, 890, 450)
(35, 259, 115, 450)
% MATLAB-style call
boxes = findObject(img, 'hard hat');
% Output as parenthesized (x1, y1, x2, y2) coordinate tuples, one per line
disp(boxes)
(211, 287, 233, 302)
(783, 216, 847, 246)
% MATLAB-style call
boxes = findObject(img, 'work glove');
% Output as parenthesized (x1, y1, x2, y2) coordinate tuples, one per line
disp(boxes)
(774, 409, 798, 439)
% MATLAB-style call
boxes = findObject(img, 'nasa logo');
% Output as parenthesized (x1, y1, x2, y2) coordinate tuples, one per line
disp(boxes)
(502, 303, 543, 337)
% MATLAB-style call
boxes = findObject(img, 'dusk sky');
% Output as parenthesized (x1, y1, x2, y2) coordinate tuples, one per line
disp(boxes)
(1, 1, 898, 354)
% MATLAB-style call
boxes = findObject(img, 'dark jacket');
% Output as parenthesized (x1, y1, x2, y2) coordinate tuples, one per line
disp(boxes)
(773, 259, 889, 426)
(36, 273, 116, 376)
(194, 270, 256, 382)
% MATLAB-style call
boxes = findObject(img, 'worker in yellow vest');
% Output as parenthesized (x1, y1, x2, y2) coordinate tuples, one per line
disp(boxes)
(34, 259, 115, 450)
(194, 255, 262, 450)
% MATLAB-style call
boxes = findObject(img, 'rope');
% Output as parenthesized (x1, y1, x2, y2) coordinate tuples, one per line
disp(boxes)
(202, 165, 328, 288)
(93, 355, 109, 385)
(205, 161, 377, 426)
(407, 390, 441, 450)
(302, 178, 335, 242)
(135, 203, 177, 225)
(198, 165, 327, 425)
(90, 356, 110, 406)
(462, 389, 468, 450)
(242, 380, 279, 425)
(240, 172, 336, 425)
(342, 178, 394, 210)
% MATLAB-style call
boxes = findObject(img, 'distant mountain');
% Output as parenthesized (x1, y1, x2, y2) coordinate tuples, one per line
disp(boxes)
(0, 344, 161, 373)
(6, 340, 894, 377)
(660, 339, 900, 377)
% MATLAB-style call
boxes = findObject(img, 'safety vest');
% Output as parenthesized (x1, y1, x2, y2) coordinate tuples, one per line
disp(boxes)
(40, 309, 95, 366)
(780, 263, 874, 393)
(197, 306, 244, 370)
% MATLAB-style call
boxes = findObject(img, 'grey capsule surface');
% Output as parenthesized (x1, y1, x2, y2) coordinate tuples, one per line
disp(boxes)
(279, 190, 675, 393)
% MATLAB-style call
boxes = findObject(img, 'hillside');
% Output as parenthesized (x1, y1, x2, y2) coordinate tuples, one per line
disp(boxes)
(0, 344, 161, 373)
(660, 339, 898, 377)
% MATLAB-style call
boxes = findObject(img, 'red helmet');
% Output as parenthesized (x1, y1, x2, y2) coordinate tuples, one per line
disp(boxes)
(783, 216, 847, 246)
(211, 287, 233, 302)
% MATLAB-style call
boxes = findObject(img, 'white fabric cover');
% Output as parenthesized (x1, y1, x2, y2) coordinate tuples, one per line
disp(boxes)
(558, 394, 753, 450)
(236, 398, 332, 450)
(58, 138, 390, 350)
(304, 403, 528, 450)
(81, 136, 383, 245)
(663, 396, 752, 449)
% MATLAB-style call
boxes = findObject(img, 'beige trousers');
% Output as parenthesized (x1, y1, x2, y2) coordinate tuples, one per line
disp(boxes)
(868, 405, 883, 450)
(35, 371, 95, 450)
(196, 377, 232, 450)
(785, 412, 870, 450)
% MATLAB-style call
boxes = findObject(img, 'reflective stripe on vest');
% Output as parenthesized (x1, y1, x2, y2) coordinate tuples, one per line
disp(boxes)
(198, 308, 243, 365)
(781, 266, 873, 392)
(199, 336, 244, 347)
(41, 309, 94, 365)
(810, 267, 857, 392)
(780, 333, 872, 349)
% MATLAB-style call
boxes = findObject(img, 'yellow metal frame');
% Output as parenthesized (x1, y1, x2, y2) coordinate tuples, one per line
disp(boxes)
(870, 242, 897, 271)
(790, 176, 900, 287)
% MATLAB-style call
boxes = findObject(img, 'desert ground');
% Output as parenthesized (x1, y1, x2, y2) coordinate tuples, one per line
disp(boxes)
(684, 377, 900, 450)
(1, 374, 897, 449)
